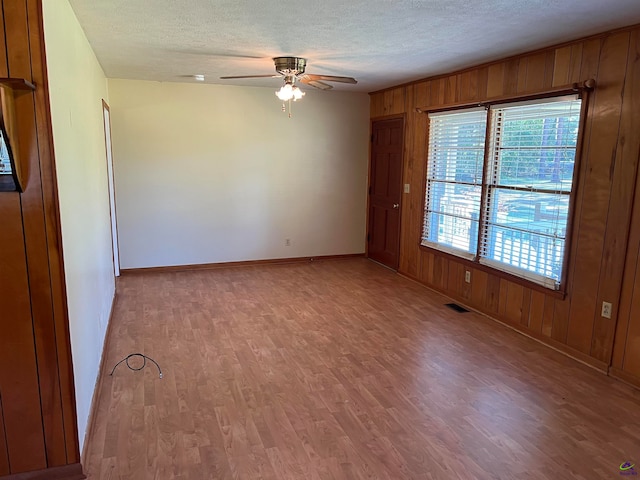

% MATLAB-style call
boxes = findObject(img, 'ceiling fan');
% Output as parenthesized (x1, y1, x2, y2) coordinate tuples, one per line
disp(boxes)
(220, 56, 357, 91)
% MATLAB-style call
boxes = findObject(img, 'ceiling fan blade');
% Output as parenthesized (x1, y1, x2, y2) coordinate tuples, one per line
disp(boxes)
(299, 76, 333, 90)
(303, 73, 357, 84)
(220, 74, 281, 79)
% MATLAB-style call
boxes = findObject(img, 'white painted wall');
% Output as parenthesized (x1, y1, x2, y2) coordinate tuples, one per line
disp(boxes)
(43, 0, 114, 452)
(107, 79, 369, 269)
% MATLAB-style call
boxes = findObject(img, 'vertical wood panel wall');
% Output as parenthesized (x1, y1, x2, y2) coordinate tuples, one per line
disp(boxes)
(370, 25, 640, 384)
(0, 0, 82, 478)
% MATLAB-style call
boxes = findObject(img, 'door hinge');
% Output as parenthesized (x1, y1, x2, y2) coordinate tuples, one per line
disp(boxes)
(370, 134, 374, 143)
(368, 186, 372, 195)
(367, 233, 371, 242)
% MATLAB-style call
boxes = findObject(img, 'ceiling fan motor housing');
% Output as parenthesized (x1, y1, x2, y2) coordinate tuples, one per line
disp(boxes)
(274, 57, 307, 76)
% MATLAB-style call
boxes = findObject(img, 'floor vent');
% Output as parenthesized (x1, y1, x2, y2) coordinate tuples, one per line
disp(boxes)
(445, 303, 469, 313)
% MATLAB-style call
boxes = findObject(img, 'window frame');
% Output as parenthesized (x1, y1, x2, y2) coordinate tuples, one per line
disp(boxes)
(419, 87, 591, 295)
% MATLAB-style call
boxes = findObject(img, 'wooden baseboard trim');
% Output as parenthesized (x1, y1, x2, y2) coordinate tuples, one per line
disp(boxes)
(80, 290, 118, 467)
(609, 367, 640, 390)
(3, 463, 85, 480)
(396, 270, 609, 374)
(120, 253, 365, 275)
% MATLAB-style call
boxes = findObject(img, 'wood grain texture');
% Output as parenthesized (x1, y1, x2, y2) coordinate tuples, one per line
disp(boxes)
(83, 259, 640, 479)
(566, 32, 629, 355)
(591, 29, 640, 363)
(0, 0, 82, 474)
(370, 23, 640, 372)
(0, 392, 9, 475)
(6, 0, 68, 466)
(28, 0, 81, 463)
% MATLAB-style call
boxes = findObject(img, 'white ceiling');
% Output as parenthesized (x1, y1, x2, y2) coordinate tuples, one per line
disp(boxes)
(68, 0, 640, 93)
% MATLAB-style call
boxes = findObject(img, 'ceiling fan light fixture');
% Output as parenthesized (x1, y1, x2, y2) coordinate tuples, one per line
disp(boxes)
(275, 82, 305, 102)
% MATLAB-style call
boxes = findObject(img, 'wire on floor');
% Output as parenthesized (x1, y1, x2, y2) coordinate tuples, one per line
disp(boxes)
(109, 353, 163, 379)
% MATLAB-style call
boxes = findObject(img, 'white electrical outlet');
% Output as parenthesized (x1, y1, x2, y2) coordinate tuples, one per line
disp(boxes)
(285, 238, 291, 247)
(465, 271, 471, 283)
(601, 301, 612, 319)
(404, 183, 410, 194)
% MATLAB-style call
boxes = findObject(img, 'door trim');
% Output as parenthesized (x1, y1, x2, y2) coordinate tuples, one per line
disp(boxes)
(102, 100, 120, 277)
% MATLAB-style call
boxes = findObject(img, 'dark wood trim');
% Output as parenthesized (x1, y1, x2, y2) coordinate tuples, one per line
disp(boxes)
(3, 463, 85, 480)
(396, 269, 609, 372)
(608, 367, 640, 391)
(80, 290, 117, 467)
(120, 253, 365, 275)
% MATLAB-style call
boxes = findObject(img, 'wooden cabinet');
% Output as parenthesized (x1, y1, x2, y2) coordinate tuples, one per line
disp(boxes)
(0, 1, 83, 478)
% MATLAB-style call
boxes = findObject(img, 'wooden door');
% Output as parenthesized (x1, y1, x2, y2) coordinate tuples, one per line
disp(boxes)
(368, 118, 404, 269)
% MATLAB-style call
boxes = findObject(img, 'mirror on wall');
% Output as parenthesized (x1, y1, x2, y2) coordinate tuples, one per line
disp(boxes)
(0, 78, 35, 192)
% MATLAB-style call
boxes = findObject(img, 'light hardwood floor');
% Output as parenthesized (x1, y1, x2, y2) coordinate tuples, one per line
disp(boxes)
(84, 258, 640, 479)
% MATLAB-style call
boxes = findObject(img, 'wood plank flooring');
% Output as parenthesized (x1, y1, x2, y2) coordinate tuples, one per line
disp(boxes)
(83, 258, 640, 479)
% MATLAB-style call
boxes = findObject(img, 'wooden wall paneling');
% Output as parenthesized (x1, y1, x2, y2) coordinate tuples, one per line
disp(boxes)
(414, 81, 430, 107)
(0, 195, 47, 472)
(561, 38, 602, 311)
(5, 0, 69, 466)
(498, 279, 509, 318)
(515, 58, 528, 94)
(552, 46, 572, 86)
(476, 67, 489, 101)
(523, 52, 547, 92)
(485, 274, 500, 314)
(486, 63, 505, 98)
(541, 295, 555, 338)
(567, 43, 584, 84)
(433, 256, 448, 290)
(504, 283, 524, 324)
(528, 290, 545, 333)
(384, 87, 405, 116)
(399, 87, 415, 276)
(470, 269, 488, 307)
(543, 50, 556, 89)
(370, 93, 384, 118)
(430, 78, 445, 106)
(566, 32, 630, 355)
(456, 70, 480, 102)
(29, 0, 80, 463)
(520, 289, 532, 327)
(617, 263, 640, 378)
(371, 88, 406, 118)
(611, 236, 638, 370)
(444, 75, 457, 104)
(0, 392, 9, 475)
(503, 58, 520, 95)
(0, 6, 18, 477)
(592, 30, 640, 363)
(420, 250, 434, 285)
(447, 261, 462, 296)
(551, 298, 570, 343)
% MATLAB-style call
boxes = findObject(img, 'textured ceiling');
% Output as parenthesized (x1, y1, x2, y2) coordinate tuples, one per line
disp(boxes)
(68, 0, 640, 93)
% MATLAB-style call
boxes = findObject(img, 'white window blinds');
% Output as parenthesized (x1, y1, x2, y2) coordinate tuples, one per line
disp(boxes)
(422, 95, 583, 290)
(423, 108, 486, 257)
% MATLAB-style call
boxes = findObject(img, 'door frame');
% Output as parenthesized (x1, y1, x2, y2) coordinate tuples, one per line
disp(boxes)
(102, 100, 120, 277)
(366, 114, 406, 269)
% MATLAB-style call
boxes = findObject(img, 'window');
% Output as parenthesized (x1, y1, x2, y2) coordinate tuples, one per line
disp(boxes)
(422, 95, 583, 290)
